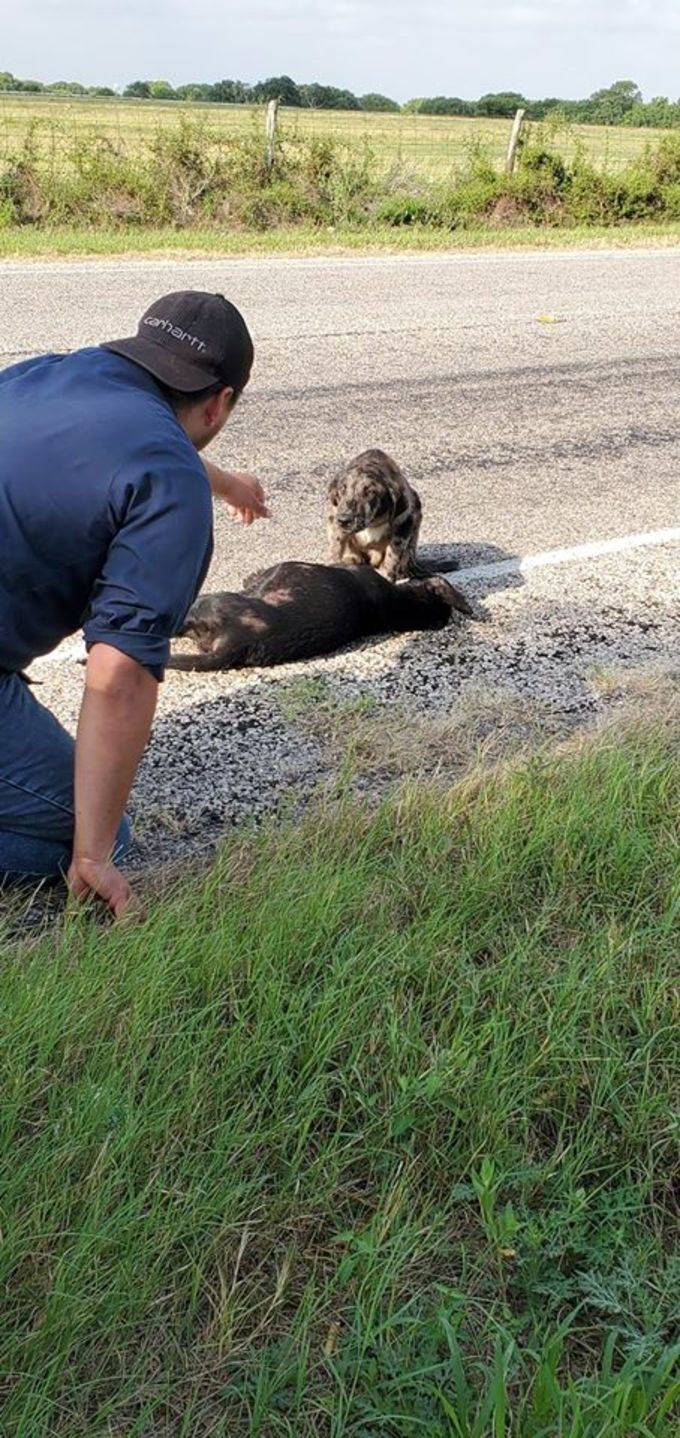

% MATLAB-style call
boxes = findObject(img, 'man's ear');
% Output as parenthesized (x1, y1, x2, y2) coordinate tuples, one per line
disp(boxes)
(204, 387, 233, 425)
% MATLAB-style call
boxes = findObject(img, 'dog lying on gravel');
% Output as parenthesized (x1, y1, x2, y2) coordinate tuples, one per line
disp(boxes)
(167, 560, 475, 671)
(327, 448, 460, 581)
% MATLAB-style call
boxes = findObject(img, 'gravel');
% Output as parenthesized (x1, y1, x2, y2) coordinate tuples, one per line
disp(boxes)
(4, 249, 679, 868)
(26, 540, 679, 867)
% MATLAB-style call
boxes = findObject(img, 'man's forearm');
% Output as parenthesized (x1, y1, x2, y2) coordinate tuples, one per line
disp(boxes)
(202, 460, 269, 520)
(203, 457, 233, 501)
(73, 644, 158, 863)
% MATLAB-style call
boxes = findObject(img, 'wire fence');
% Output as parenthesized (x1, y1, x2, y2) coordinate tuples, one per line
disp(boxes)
(0, 92, 665, 178)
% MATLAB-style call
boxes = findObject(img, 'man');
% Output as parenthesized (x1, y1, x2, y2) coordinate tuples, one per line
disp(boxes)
(0, 289, 268, 917)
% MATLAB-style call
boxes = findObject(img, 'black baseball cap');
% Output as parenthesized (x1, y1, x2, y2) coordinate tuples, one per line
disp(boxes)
(104, 290, 254, 395)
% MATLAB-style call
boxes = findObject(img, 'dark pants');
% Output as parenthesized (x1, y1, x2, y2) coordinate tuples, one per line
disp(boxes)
(0, 672, 131, 880)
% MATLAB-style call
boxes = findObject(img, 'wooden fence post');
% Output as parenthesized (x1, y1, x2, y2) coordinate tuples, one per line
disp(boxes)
(265, 98, 279, 169)
(505, 107, 526, 174)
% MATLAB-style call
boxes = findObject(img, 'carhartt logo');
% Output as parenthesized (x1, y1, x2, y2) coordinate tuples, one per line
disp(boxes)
(143, 315, 207, 352)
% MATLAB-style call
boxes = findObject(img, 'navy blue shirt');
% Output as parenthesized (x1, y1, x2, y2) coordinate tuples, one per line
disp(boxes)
(0, 347, 213, 679)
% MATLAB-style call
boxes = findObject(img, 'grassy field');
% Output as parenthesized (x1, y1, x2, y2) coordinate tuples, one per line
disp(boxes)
(0, 93, 675, 178)
(1, 709, 678, 1435)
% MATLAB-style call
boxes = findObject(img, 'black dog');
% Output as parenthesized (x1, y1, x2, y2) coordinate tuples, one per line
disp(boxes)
(167, 561, 475, 672)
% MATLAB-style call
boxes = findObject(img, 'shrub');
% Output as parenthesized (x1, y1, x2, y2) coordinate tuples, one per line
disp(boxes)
(647, 131, 680, 184)
(613, 166, 663, 220)
(660, 181, 680, 217)
(564, 156, 620, 224)
(3, 119, 680, 233)
(375, 193, 434, 226)
(0, 196, 15, 229)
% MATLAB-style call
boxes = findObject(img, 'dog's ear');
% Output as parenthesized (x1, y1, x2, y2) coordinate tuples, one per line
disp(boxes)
(373, 477, 393, 517)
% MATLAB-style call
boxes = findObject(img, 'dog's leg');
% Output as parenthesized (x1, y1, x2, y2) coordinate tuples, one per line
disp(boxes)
(326, 519, 347, 564)
(380, 540, 410, 582)
(443, 583, 474, 617)
(166, 646, 241, 672)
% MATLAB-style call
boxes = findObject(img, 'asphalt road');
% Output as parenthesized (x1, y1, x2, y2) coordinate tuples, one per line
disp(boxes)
(2, 249, 679, 861)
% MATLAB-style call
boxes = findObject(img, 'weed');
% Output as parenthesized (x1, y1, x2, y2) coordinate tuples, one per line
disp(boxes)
(3, 117, 680, 234)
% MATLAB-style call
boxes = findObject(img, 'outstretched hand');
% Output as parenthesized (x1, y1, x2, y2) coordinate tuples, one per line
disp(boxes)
(205, 464, 270, 525)
(225, 471, 270, 525)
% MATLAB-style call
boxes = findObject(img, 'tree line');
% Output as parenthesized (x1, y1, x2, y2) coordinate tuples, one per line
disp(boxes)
(2, 71, 679, 127)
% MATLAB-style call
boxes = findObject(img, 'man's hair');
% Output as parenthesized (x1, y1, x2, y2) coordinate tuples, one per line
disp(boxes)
(158, 380, 242, 414)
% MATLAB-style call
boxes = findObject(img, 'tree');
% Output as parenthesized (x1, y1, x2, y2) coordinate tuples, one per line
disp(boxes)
(588, 79, 642, 124)
(623, 96, 680, 128)
(253, 74, 301, 106)
(45, 80, 88, 94)
(88, 86, 116, 97)
(147, 80, 177, 100)
(360, 92, 400, 112)
(414, 95, 476, 116)
(528, 97, 566, 119)
(174, 83, 213, 101)
(1, 73, 45, 92)
(332, 87, 361, 111)
(209, 79, 251, 104)
(299, 82, 360, 110)
(124, 80, 151, 99)
(476, 91, 527, 117)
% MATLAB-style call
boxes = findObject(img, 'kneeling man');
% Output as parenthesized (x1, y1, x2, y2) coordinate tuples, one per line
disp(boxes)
(0, 290, 268, 915)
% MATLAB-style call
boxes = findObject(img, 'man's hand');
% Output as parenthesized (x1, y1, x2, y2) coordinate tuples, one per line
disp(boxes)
(203, 461, 270, 525)
(225, 471, 270, 526)
(71, 644, 157, 920)
(67, 856, 141, 921)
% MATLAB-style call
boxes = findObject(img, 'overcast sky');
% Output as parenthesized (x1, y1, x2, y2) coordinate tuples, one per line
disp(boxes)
(4, 0, 679, 102)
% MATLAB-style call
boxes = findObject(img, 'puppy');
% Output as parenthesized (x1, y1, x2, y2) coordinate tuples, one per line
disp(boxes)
(168, 561, 474, 672)
(327, 448, 459, 581)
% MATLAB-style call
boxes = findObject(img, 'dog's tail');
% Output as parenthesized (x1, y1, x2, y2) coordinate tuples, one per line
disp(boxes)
(408, 554, 460, 579)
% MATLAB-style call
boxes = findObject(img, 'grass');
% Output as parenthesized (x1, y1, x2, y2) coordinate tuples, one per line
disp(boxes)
(3, 117, 680, 254)
(3, 101, 680, 248)
(1, 710, 678, 1435)
(0, 95, 675, 177)
(2, 220, 680, 260)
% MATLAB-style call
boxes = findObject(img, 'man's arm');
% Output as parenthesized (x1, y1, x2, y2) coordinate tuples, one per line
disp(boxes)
(203, 459, 270, 524)
(67, 644, 158, 918)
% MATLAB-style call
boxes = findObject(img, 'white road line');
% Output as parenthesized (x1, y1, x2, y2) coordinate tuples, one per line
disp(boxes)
(29, 525, 680, 670)
(453, 526, 680, 582)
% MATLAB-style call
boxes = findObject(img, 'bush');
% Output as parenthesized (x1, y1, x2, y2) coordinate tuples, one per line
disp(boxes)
(564, 156, 619, 224)
(359, 92, 400, 113)
(647, 131, 680, 184)
(375, 193, 434, 226)
(3, 119, 680, 233)
(660, 181, 680, 217)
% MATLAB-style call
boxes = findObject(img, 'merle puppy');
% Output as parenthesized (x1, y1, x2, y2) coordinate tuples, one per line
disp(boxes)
(168, 560, 474, 672)
(327, 448, 460, 581)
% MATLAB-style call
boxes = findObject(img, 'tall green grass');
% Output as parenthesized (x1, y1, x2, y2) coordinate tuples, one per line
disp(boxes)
(1, 718, 678, 1435)
(2, 117, 680, 234)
